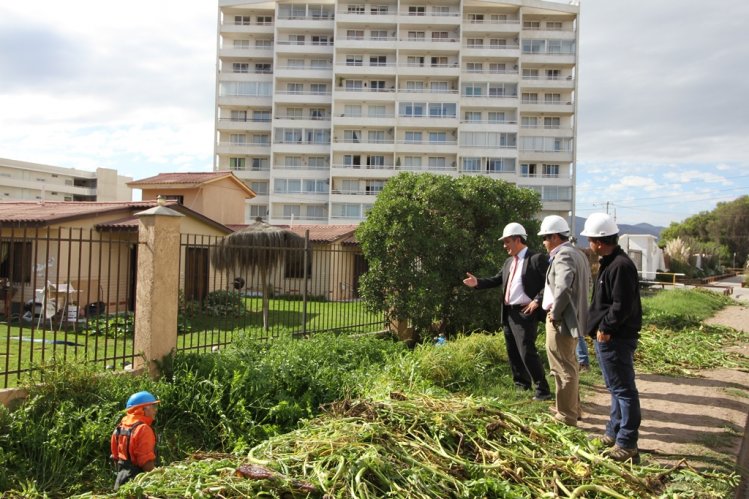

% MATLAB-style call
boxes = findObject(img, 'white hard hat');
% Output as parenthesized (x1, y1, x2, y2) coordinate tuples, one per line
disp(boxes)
(580, 212, 619, 237)
(501, 222, 527, 239)
(538, 215, 570, 236)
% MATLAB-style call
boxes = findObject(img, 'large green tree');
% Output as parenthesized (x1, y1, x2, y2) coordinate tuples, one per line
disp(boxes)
(661, 195, 749, 268)
(356, 173, 542, 336)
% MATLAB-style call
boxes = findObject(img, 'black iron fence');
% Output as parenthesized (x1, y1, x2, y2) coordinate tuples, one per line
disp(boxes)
(0, 227, 386, 388)
(176, 232, 385, 353)
(0, 226, 137, 388)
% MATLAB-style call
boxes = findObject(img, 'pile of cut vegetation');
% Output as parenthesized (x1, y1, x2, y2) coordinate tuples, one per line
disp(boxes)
(117, 393, 735, 498)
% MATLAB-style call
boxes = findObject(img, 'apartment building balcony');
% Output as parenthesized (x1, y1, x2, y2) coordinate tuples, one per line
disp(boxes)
(398, 38, 460, 52)
(462, 45, 520, 58)
(216, 118, 272, 132)
(331, 164, 395, 178)
(274, 41, 334, 55)
(461, 121, 517, 133)
(462, 69, 519, 83)
(520, 75, 575, 89)
(522, 27, 576, 40)
(335, 36, 398, 50)
(396, 139, 457, 154)
(5, 178, 96, 197)
(275, 16, 334, 31)
(334, 87, 396, 102)
(273, 116, 331, 129)
(462, 18, 520, 33)
(271, 192, 330, 205)
(220, 23, 274, 35)
(219, 46, 274, 59)
(218, 72, 273, 83)
(272, 141, 330, 155)
(332, 139, 395, 153)
(334, 62, 397, 77)
(460, 94, 519, 107)
(397, 115, 459, 128)
(273, 91, 332, 105)
(230, 167, 270, 180)
(519, 100, 574, 114)
(396, 87, 459, 97)
(217, 95, 270, 107)
(332, 114, 396, 127)
(273, 163, 331, 173)
(275, 66, 333, 80)
(216, 142, 270, 156)
(522, 52, 576, 65)
(397, 11, 461, 26)
(396, 63, 460, 77)
(518, 125, 573, 137)
(336, 9, 397, 25)
(519, 150, 573, 162)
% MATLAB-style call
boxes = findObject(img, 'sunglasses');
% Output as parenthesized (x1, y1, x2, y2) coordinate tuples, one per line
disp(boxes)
(542, 234, 554, 241)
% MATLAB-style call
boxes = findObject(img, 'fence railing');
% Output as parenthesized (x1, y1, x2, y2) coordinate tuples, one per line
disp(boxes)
(0, 227, 137, 388)
(0, 224, 386, 389)
(176, 232, 385, 353)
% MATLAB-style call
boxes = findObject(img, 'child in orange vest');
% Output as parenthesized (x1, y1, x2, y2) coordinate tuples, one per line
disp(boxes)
(110, 391, 159, 491)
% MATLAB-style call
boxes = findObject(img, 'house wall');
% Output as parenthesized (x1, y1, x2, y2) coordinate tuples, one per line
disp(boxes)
(139, 178, 250, 226)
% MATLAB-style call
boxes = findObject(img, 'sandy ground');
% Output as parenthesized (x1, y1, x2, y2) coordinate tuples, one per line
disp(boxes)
(579, 277, 749, 478)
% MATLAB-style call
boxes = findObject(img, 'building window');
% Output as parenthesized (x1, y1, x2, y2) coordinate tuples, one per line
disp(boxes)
(543, 164, 560, 177)
(229, 157, 246, 170)
(255, 63, 272, 73)
(248, 204, 268, 219)
(162, 195, 184, 204)
(256, 16, 272, 25)
(232, 63, 249, 73)
(233, 39, 250, 49)
(463, 157, 481, 172)
(250, 181, 269, 195)
(234, 16, 251, 25)
(464, 111, 481, 123)
(408, 6, 425, 16)
(428, 157, 447, 169)
(466, 62, 483, 73)
(544, 117, 561, 129)
(0, 242, 32, 283)
(230, 110, 247, 122)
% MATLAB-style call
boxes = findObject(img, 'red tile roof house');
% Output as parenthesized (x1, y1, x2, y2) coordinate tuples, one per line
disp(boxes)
(0, 200, 233, 319)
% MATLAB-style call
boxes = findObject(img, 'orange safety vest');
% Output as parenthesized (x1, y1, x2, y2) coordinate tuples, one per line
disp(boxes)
(110, 414, 157, 469)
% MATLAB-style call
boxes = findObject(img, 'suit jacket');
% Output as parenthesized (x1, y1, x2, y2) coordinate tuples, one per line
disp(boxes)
(475, 249, 549, 323)
(546, 244, 590, 338)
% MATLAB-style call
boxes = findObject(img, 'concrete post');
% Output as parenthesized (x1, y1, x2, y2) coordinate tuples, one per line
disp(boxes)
(133, 204, 184, 377)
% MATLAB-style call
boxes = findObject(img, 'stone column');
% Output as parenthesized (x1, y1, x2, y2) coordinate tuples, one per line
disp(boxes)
(133, 203, 183, 377)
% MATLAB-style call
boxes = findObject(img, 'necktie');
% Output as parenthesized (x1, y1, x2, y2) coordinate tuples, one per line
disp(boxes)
(505, 256, 519, 304)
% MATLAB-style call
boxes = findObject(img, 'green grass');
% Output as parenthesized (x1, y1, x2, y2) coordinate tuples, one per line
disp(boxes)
(642, 288, 735, 329)
(1, 298, 384, 387)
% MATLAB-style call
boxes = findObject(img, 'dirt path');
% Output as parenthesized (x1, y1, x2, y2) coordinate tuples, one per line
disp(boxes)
(579, 301, 749, 475)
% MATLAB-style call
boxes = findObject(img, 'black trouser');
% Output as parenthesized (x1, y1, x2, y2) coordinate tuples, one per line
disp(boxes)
(503, 305, 550, 394)
(114, 461, 143, 491)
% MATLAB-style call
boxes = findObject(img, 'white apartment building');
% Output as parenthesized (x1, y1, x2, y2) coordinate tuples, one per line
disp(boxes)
(214, 0, 578, 225)
(0, 158, 133, 202)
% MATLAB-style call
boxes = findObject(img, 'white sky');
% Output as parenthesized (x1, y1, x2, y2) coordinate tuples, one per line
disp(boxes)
(0, 0, 747, 226)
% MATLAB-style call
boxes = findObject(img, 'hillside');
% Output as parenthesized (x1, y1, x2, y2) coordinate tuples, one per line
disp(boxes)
(574, 216, 663, 246)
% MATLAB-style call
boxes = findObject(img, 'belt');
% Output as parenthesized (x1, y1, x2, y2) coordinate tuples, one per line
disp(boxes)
(505, 303, 531, 310)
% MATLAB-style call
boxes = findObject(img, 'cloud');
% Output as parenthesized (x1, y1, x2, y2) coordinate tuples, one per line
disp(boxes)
(662, 170, 731, 186)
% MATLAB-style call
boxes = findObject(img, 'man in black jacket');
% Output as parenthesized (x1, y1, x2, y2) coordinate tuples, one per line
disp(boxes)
(582, 213, 642, 463)
(463, 222, 551, 401)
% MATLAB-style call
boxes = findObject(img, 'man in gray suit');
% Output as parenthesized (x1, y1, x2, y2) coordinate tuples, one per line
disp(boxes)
(538, 215, 590, 426)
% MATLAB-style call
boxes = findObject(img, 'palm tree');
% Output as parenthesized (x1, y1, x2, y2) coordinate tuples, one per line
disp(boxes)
(211, 218, 306, 330)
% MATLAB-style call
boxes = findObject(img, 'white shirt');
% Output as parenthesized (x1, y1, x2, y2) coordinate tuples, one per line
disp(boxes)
(505, 247, 532, 306)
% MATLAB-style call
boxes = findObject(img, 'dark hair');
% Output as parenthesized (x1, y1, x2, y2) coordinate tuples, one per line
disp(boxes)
(589, 234, 618, 246)
(558, 234, 569, 242)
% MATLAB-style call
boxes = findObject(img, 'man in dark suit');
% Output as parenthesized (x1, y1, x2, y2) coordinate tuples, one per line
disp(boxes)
(463, 222, 551, 400)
